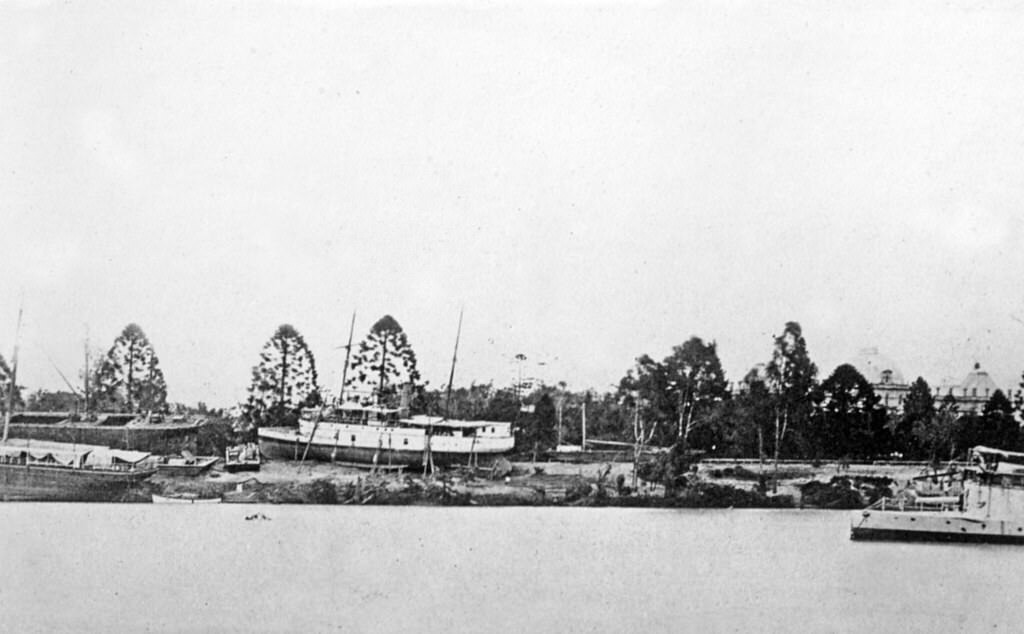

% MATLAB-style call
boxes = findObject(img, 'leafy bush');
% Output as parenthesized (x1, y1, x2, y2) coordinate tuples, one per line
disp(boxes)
(800, 479, 864, 509)
(564, 478, 593, 502)
(674, 482, 794, 508)
(195, 418, 236, 455)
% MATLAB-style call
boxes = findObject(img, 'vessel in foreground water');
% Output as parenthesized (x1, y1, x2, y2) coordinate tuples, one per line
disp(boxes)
(852, 446, 1024, 544)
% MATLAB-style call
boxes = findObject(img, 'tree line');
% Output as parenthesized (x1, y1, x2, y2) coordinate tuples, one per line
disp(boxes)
(5, 317, 1023, 472)
(430, 321, 1024, 470)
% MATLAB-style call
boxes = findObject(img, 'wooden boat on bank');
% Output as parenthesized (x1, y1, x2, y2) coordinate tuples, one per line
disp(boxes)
(851, 446, 1024, 544)
(0, 308, 159, 502)
(0, 439, 156, 502)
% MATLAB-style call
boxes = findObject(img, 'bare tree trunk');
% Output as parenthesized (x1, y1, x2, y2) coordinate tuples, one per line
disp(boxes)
(556, 401, 563, 447)
(279, 340, 289, 411)
(676, 386, 693, 442)
(681, 405, 695, 456)
(126, 339, 136, 413)
(144, 360, 154, 413)
(757, 425, 765, 484)
(632, 406, 641, 490)
(677, 398, 685, 442)
(378, 335, 388, 402)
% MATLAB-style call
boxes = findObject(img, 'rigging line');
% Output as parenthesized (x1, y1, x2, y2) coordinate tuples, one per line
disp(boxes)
(26, 336, 82, 398)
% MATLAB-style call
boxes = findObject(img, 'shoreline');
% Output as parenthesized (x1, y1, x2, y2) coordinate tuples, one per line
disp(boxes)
(130, 458, 922, 508)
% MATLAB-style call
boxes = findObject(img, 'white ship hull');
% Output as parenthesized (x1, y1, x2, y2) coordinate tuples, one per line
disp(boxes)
(258, 419, 514, 468)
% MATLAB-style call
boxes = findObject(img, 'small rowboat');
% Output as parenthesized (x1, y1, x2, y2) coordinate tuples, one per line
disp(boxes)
(152, 493, 222, 504)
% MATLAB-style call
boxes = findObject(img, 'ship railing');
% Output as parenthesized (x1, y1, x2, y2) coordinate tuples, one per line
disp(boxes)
(872, 495, 960, 513)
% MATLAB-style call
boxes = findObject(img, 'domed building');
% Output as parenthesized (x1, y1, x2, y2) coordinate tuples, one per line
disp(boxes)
(935, 363, 1000, 415)
(850, 347, 910, 412)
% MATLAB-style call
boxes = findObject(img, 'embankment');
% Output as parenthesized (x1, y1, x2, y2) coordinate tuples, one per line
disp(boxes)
(134, 458, 922, 508)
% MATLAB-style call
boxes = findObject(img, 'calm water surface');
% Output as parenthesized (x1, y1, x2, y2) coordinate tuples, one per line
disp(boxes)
(1, 504, 1021, 633)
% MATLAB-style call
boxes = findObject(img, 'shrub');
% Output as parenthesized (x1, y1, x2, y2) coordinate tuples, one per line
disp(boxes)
(800, 479, 864, 509)
(673, 482, 794, 508)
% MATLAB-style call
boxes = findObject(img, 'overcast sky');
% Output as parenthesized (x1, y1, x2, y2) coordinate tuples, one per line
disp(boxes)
(3, 1, 1024, 407)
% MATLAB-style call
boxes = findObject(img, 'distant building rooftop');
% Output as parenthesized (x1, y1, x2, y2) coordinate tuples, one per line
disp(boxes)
(935, 363, 999, 414)
(851, 347, 906, 386)
(961, 363, 999, 393)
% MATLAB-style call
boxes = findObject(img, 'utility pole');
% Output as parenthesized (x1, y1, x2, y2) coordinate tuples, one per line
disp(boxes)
(515, 353, 526, 404)
(581, 401, 587, 451)
(555, 395, 564, 447)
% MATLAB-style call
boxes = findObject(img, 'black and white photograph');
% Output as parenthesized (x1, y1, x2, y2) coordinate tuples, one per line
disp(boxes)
(3, 1, 1024, 632)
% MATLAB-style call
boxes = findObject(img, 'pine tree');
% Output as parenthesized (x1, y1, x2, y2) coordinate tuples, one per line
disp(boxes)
(93, 324, 167, 413)
(346, 315, 420, 405)
(245, 324, 320, 426)
(899, 377, 935, 459)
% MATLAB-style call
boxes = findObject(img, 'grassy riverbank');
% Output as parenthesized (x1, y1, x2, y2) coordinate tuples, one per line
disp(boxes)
(136, 457, 924, 508)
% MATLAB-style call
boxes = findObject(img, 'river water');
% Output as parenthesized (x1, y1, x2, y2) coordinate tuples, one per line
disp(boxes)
(1, 504, 1021, 633)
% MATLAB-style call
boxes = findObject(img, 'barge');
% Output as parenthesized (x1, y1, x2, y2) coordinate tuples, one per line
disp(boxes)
(6, 411, 204, 455)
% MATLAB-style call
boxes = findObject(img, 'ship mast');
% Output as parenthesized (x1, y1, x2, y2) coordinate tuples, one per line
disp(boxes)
(337, 310, 356, 405)
(83, 325, 91, 415)
(301, 310, 356, 464)
(445, 307, 463, 420)
(3, 304, 24, 444)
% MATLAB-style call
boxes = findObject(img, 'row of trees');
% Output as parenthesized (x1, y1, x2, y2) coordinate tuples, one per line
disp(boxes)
(421, 321, 1024, 470)
(243, 315, 421, 426)
(194, 309, 1024, 472)
(7, 316, 1023, 474)
(3, 314, 421, 421)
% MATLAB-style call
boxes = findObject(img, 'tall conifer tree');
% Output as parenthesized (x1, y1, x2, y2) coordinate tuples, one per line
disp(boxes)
(93, 324, 167, 413)
(245, 324, 320, 426)
(346, 315, 420, 405)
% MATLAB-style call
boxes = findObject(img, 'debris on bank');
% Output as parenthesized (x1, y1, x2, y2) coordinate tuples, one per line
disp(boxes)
(138, 460, 803, 508)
